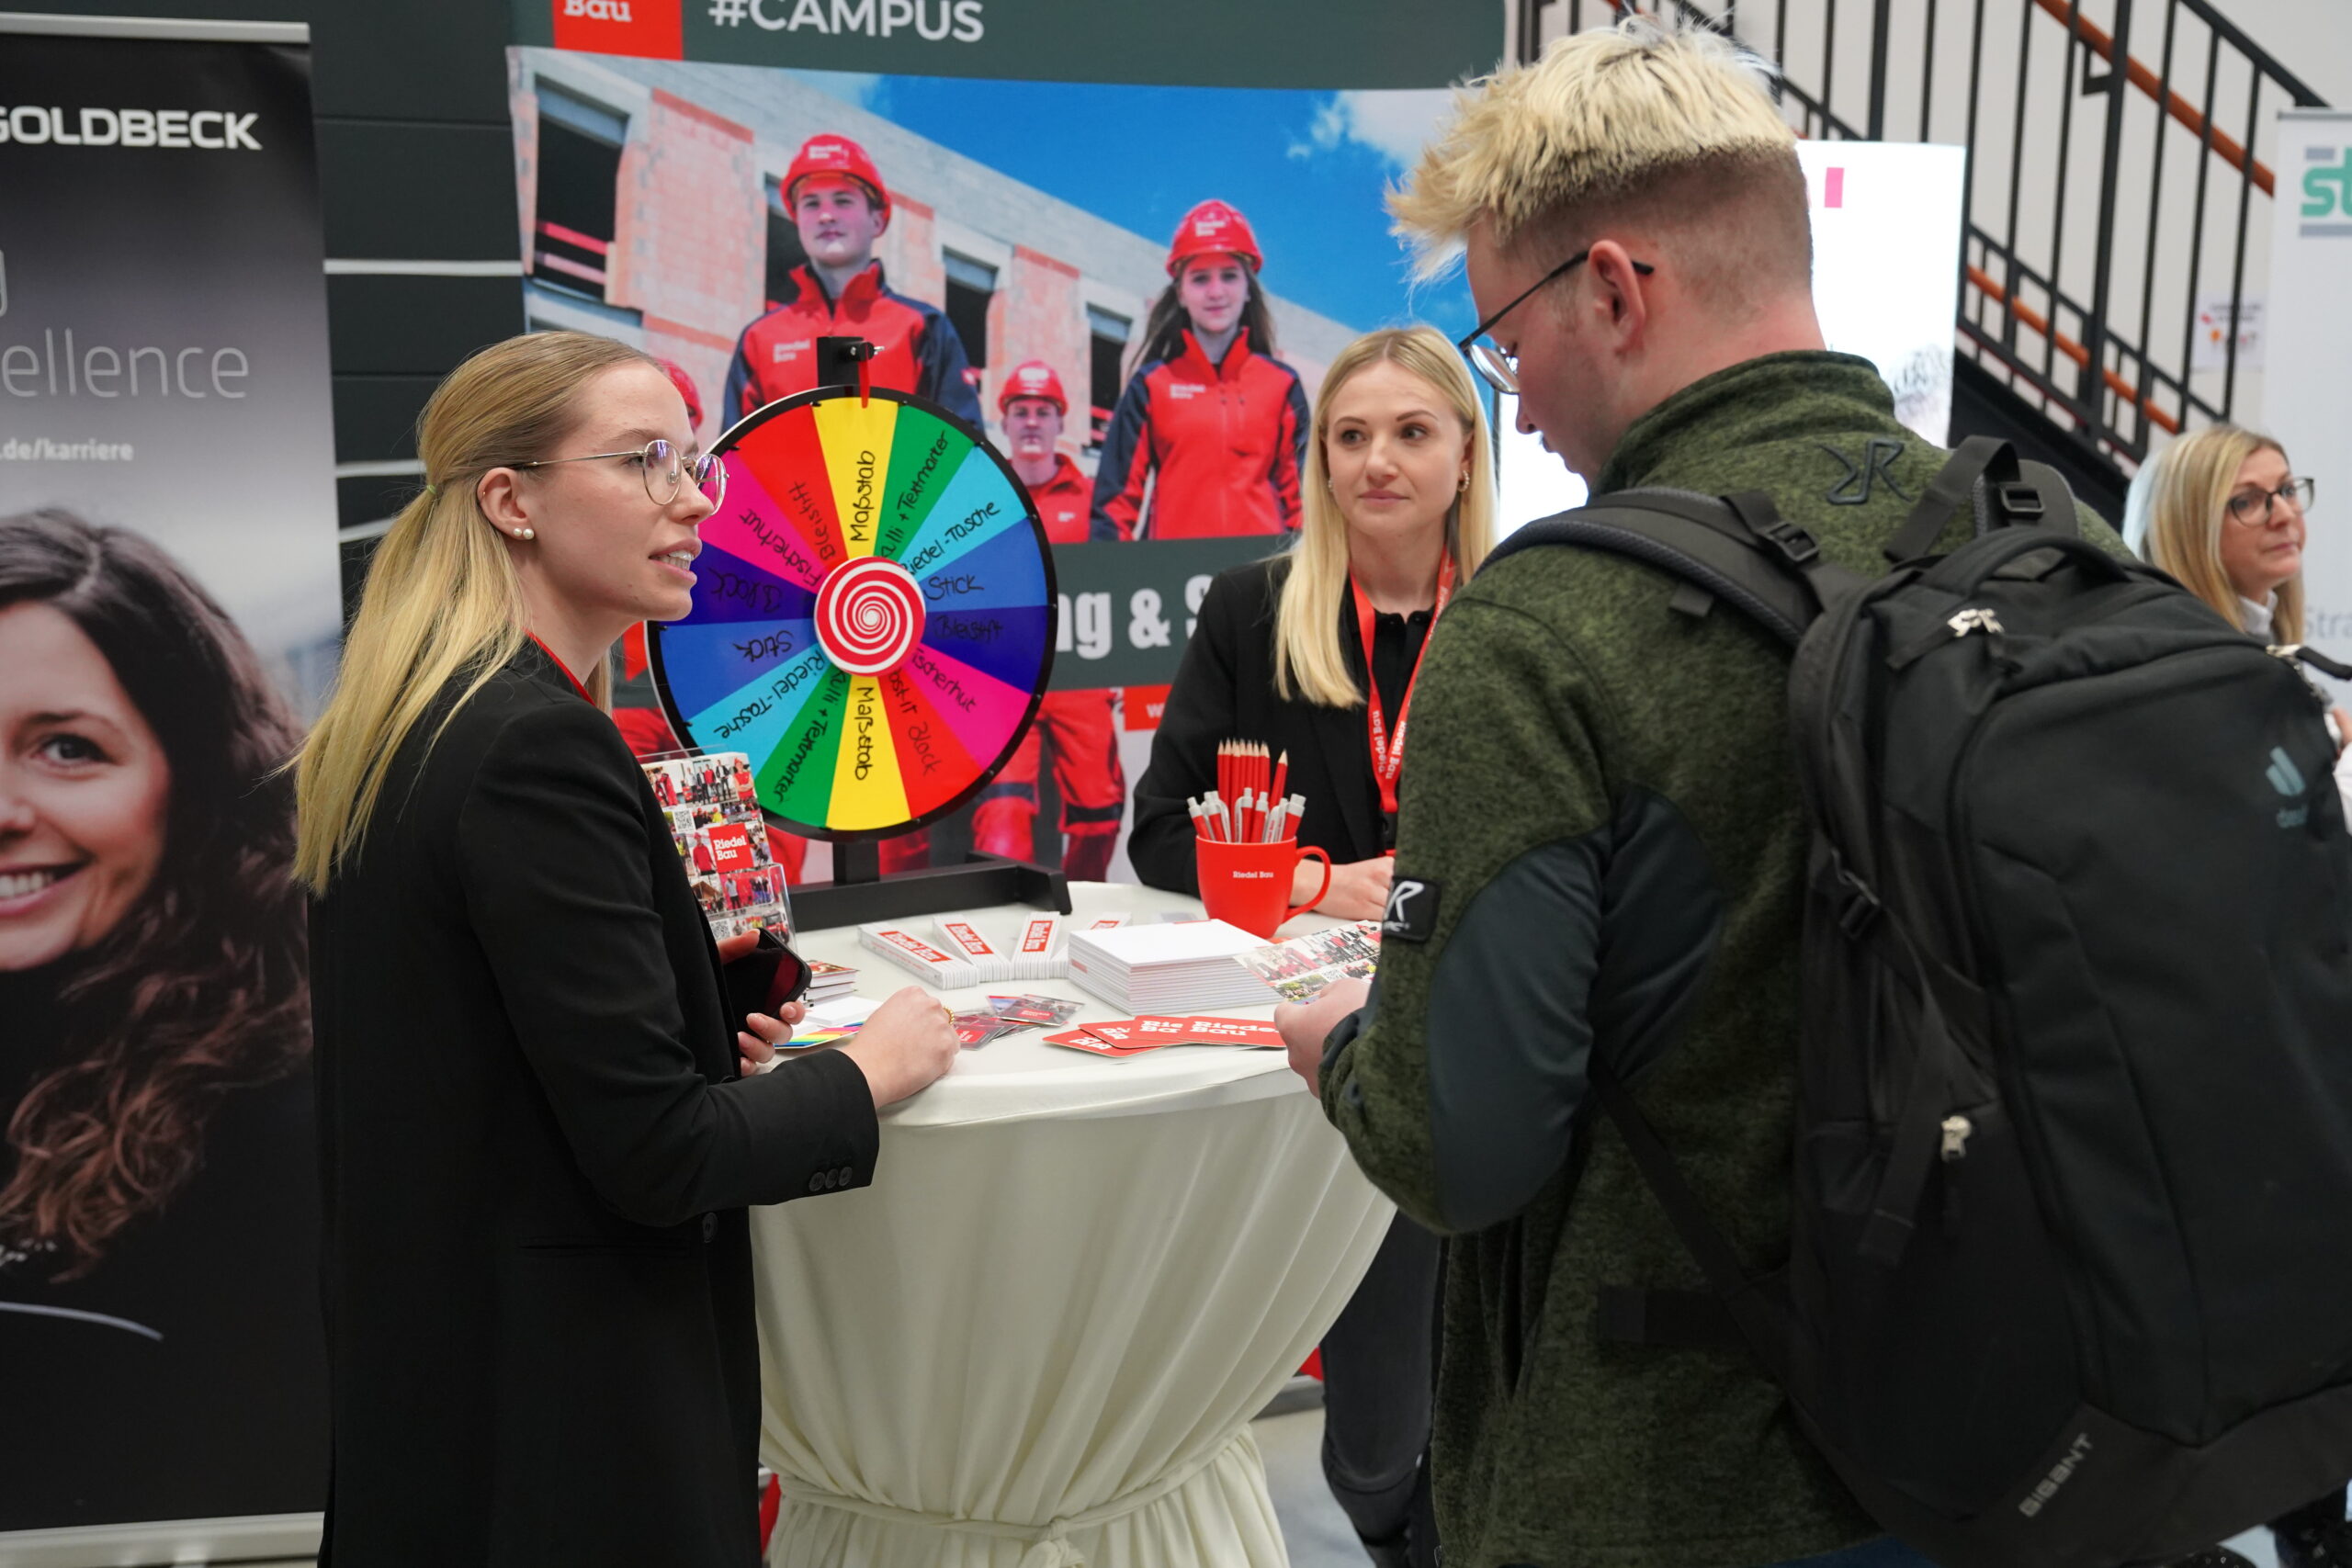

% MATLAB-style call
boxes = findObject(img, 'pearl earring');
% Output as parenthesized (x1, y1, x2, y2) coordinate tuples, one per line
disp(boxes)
(1457, 472, 1471, 492)
(513, 527, 535, 541)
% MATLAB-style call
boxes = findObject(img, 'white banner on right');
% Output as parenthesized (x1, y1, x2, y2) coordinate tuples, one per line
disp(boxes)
(2267, 108, 2352, 656)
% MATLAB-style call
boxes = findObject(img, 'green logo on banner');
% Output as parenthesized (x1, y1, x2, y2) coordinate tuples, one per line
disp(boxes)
(2303, 147, 2352, 237)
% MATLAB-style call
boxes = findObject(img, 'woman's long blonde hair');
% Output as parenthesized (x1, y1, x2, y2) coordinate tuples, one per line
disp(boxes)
(1274, 325, 1497, 708)
(2135, 423, 2300, 642)
(294, 331, 649, 888)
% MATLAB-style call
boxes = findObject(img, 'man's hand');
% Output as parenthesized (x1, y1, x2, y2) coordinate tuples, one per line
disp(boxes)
(1274, 976, 1373, 1095)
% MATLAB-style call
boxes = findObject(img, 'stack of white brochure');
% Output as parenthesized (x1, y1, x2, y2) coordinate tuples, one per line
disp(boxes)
(1065, 919, 1281, 1012)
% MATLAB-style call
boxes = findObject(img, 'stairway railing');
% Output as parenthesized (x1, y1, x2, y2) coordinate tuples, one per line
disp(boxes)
(1516, 0, 2327, 473)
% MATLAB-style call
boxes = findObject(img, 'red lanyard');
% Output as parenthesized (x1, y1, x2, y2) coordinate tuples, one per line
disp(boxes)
(1350, 551, 1455, 818)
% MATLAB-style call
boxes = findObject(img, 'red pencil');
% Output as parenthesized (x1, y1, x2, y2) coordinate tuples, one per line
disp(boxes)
(1256, 744, 1272, 839)
(1270, 750, 1288, 835)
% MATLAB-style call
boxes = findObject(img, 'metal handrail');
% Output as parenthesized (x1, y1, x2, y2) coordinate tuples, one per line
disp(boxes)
(1522, 0, 2329, 474)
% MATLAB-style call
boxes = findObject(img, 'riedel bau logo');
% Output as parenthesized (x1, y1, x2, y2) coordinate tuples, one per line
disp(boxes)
(0, 106, 261, 150)
(562, 0, 635, 19)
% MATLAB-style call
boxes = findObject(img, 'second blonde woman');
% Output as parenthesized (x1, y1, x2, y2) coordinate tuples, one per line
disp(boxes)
(1130, 324, 1496, 1568)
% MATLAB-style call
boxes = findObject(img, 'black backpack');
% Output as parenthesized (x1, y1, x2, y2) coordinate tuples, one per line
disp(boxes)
(1484, 437, 2352, 1568)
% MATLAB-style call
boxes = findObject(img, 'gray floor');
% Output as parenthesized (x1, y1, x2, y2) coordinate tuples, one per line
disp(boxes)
(1258, 1401, 1368, 1568)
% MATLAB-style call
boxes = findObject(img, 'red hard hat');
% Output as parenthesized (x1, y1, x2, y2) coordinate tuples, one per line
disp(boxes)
(657, 357, 704, 429)
(785, 133, 890, 225)
(1166, 198, 1261, 276)
(997, 359, 1068, 415)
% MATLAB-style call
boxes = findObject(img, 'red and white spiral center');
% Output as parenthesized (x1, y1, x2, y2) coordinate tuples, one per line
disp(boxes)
(814, 556, 926, 675)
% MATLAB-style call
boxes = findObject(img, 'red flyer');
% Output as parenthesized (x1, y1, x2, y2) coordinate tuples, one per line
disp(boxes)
(1171, 1016, 1285, 1049)
(1044, 1027, 1162, 1057)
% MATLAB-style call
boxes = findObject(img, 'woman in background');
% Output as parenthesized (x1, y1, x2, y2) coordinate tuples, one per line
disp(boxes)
(298, 330, 957, 1566)
(1090, 198, 1310, 542)
(2133, 430, 2351, 1568)
(1131, 325, 1497, 1568)
(2136, 423, 2352, 827)
(0, 509, 322, 1527)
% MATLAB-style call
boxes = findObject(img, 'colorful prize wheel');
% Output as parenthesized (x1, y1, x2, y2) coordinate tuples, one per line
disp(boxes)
(648, 387, 1056, 840)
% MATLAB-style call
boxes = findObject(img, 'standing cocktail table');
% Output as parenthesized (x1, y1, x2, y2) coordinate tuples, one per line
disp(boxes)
(753, 884, 1392, 1567)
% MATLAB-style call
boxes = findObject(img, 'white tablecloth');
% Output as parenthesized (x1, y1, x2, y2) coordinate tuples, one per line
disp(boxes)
(755, 884, 1394, 1567)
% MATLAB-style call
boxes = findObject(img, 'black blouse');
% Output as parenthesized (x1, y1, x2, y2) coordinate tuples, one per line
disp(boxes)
(1128, 554, 1433, 894)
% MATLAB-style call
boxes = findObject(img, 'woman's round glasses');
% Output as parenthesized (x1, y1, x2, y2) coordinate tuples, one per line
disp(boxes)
(515, 439, 728, 508)
(2226, 476, 2315, 526)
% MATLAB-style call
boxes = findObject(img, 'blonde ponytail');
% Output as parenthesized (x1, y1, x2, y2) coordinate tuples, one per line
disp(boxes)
(293, 332, 646, 888)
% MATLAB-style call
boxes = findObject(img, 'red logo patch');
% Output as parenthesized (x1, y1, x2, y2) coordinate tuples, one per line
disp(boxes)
(551, 0, 683, 59)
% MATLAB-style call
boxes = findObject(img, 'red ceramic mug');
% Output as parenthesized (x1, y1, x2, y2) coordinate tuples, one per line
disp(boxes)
(1196, 837, 1330, 940)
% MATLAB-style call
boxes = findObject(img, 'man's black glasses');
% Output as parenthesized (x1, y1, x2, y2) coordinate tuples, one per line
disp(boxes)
(1455, 248, 1656, 395)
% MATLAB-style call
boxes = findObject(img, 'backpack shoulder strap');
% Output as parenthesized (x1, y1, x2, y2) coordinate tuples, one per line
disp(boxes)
(1482, 488, 1867, 649)
(1883, 435, 2082, 564)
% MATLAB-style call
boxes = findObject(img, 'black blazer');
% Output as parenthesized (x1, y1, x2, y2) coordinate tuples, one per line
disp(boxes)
(309, 643, 877, 1568)
(1130, 555, 1426, 895)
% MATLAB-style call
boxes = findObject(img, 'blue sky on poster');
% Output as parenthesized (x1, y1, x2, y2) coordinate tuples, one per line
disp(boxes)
(783, 70, 1476, 338)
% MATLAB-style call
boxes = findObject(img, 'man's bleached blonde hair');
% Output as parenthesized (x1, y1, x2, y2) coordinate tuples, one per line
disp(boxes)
(1392, 16, 1804, 291)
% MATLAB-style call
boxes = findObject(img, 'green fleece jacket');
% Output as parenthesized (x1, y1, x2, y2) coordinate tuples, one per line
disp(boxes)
(1319, 352, 2122, 1568)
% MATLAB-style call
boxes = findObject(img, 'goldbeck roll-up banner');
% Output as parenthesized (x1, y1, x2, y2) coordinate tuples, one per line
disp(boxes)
(504, 3, 1504, 883)
(0, 13, 334, 1557)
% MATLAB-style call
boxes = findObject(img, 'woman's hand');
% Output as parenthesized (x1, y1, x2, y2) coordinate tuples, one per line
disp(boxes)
(1275, 976, 1373, 1095)
(734, 1002, 808, 1077)
(1306, 855, 1392, 922)
(715, 931, 809, 1076)
(2332, 706, 2350, 755)
(838, 987, 961, 1109)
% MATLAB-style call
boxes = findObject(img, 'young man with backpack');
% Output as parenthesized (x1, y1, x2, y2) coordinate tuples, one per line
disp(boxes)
(1278, 17, 2352, 1568)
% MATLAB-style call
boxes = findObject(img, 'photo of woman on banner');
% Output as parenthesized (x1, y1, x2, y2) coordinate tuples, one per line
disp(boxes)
(722, 131, 980, 874)
(1090, 199, 1311, 542)
(0, 510, 324, 1528)
(970, 360, 1127, 879)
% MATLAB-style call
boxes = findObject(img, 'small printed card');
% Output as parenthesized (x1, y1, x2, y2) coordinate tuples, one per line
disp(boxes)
(1038, 1015, 1286, 1056)
(1232, 920, 1381, 1004)
(641, 752, 793, 943)
(987, 994, 1083, 1027)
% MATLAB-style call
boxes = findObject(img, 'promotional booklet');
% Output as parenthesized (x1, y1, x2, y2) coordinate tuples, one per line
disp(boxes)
(641, 752, 793, 942)
(1233, 921, 1383, 1004)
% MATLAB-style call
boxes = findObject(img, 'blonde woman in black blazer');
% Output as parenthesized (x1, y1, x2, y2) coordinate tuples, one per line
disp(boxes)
(295, 333, 958, 1566)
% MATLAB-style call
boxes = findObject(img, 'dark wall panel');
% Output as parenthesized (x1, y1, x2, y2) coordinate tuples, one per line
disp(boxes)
(328, 276, 526, 377)
(28, 0, 514, 122)
(331, 375, 444, 464)
(320, 122, 520, 260)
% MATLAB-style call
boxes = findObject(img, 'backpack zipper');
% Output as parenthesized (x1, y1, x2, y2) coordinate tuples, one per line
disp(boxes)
(1939, 1114, 1973, 1158)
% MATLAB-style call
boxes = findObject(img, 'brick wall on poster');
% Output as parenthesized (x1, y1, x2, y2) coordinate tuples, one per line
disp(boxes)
(612, 92, 763, 342)
(996, 245, 1088, 423)
(882, 196, 945, 329)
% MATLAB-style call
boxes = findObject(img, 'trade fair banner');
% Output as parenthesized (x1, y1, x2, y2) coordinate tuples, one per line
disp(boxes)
(507, 6, 1502, 880)
(0, 12, 335, 1557)
(2267, 108, 2352, 687)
